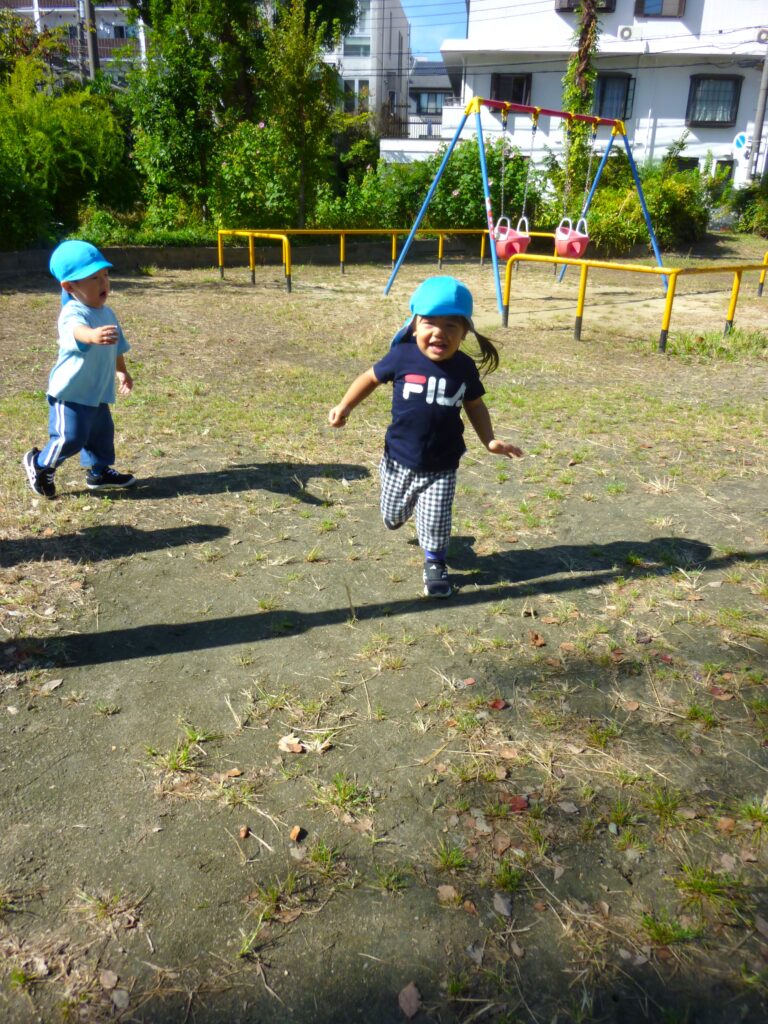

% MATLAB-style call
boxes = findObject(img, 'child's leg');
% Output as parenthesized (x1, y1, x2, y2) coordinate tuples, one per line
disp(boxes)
(79, 404, 115, 472)
(414, 470, 456, 557)
(379, 454, 419, 530)
(37, 398, 99, 469)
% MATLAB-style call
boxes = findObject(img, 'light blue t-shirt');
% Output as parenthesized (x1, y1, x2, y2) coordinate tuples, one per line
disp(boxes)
(47, 300, 130, 407)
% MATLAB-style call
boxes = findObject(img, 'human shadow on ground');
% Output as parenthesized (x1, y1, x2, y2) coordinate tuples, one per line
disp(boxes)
(0, 523, 229, 569)
(5, 543, 765, 671)
(447, 534, 714, 587)
(113, 462, 370, 506)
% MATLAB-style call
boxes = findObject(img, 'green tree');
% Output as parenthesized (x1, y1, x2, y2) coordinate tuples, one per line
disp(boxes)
(0, 10, 68, 81)
(561, 0, 600, 213)
(255, 0, 343, 226)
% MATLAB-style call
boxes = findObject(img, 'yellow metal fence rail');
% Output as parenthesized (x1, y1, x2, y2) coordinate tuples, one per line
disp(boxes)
(218, 228, 558, 284)
(502, 253, 768, 351)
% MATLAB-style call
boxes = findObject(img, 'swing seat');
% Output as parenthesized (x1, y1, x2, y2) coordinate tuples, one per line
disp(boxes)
(494, 217, 531, 259)
(555, 218, 590, 259)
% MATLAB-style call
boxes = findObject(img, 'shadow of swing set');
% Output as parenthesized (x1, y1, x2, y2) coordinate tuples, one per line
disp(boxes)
(385, 96, 768, 350)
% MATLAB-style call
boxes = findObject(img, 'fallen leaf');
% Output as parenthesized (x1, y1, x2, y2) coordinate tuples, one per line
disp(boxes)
(533, 901, 547, 912)
(225, 768, 243, 778)
(528, 631, 546, 648)
(111, 990, 130, 1011)
(553, 864, 565, 881)
(275, 908, 302, 924)
(462, 899, 477, 915)
(541, 615, 560, 625)
(493, 834, 512, 856)
(716, 817, 736, 833)
(487, 698, 508, 711)
(398, 982, 422, 1019)
(720, 853, 737, 872)
(635, 632, 653, 644)
(278, 733, 306, 754)
(349, 816, 374, 833)
(503, 794, 529, 814)
(559, 642, 577, 654)
(40, 678, 63, 693)
(99, 970, 118, 990)
(437, 884, 460, 904)
(459, 677, 476, 687)
(544, 657, 562, 668)
(289, 825, 304, 842)
(510, 939, 525, 958)
(558, 801, 579, 815)
(465, 942, 484, 966)
(609, 649, 626, 664)
(709, 685, 734, 701)
(656, 653, 674, 665)
(498, 746, 519, 760)
(741, 849, 758, 863)
(239, 826, 250, 840)
(623, 700, 640, 712)
(597, 900, 610, 918)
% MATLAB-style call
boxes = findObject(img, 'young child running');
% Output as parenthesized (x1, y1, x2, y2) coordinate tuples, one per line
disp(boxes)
(22, 240, 136, 499)
(329, 275, 522, 597)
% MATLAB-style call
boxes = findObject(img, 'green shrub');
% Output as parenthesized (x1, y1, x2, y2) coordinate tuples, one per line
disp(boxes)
(730, 182, 768, 238)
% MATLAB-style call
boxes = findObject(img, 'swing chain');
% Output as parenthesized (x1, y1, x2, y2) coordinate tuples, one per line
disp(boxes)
(561, 117, 572, 219)
(519, 114, 538, 223)
(496, 108, 509, 237)
(581, 123, 599, 216)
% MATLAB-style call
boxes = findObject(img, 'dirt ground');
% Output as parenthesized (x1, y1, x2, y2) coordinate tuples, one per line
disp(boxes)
(1, 237, 767, 1024)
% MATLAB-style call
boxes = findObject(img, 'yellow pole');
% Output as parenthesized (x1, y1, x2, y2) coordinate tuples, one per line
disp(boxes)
(391, 232, 397, 268)
(480, 233, 486, 266)
(658, 271, 678, 351)
(724, 270, 742, 335)
(758, 251, 767, 297)
(574, 262, 589, 340)
(217, 230, 224, 278)
(438, 233, 445, 269)
(248, 233, 255, 285)
(340, 233, 346, 274)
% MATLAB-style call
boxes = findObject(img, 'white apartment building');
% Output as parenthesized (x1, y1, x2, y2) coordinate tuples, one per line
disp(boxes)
(323, 0, 411, 123)
(0, 1, 144, 76)
(382, 0, 768, 187)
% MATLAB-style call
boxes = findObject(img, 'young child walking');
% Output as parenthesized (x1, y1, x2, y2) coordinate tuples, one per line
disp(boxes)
(22, 240, 136, 499)
(329, 275, 522, 597)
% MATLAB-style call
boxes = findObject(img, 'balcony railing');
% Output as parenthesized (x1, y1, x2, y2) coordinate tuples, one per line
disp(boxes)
(381, 106, 443, 140)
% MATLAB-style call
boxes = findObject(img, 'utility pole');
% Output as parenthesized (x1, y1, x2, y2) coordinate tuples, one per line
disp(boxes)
(750, 42, 768, 184)
(83, 0, 100, 79)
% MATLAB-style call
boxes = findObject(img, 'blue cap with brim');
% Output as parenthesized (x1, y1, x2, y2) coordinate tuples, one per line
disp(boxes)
(49, 240, 112, 305)
(390, 275, 475, 347)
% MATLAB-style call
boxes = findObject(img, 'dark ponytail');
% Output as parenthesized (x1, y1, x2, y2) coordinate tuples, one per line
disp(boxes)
(463, 322, 500, 376)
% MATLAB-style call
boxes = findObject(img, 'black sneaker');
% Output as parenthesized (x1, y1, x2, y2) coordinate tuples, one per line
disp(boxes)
(22, 448, 56, 499)
(423, 559, 451, 598)
(85, 467, 136, 490)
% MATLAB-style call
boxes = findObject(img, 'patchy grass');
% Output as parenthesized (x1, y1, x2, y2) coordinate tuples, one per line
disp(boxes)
(1, 250, 767, 1022)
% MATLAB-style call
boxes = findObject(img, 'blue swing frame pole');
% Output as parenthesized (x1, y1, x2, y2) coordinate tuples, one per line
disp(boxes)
(474, 108, 504, 315)
(383, 109, 470, 296)
(621, 132, 666, 289)
(557, 132, 616, 283)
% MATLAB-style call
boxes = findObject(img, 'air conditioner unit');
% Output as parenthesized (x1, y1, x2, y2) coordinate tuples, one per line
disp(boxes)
(757, 27, 768, 44)
(618, 25, 642, 42)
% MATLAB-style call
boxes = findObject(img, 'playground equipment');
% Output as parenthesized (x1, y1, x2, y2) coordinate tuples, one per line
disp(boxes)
(553, 121, 598, 260)
(493, 109, 535, 259)
(384, 97, 665, 315)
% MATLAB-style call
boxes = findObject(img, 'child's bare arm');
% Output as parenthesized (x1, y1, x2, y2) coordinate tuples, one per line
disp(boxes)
(464, 397, 523, 458)
(73, 323, 119, 346)
(116, 355, 133, 396)
(328, 368, 381, 427)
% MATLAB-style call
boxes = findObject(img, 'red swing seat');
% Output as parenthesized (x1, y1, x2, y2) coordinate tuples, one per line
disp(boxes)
(494, 216, 531, 259)
(555, 217, 590, 259)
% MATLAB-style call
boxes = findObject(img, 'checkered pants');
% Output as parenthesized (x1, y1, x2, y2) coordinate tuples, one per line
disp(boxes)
(379, 453, 456, 553)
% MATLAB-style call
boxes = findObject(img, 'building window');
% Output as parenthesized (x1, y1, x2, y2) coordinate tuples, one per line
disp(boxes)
(490, 73, 531, 106)
(343, 38, 370, 57)
(634, 0, 685, 16)
(416, 92, 446, 115)
(556, 1, 616, 11)
(343, 80, 356, 113)
(113, 25, 126, 40)
(686, 75, 742, 128)
(594, 74, 635, 120)
(358, 80, 369, 114)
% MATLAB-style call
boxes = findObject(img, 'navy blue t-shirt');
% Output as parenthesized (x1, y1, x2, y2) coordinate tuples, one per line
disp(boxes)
(373, 340, 485, 472)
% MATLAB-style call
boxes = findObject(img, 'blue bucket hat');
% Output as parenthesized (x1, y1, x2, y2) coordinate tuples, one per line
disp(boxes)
(49, 240, 112, 305)
(391, 276, 475, 346)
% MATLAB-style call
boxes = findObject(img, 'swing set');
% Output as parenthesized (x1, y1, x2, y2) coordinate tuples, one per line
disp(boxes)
(384, 96, 665, 316)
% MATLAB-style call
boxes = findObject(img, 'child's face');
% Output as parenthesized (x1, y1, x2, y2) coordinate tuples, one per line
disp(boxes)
(62, 268, 111, 308)
(414, 314, 468, 362)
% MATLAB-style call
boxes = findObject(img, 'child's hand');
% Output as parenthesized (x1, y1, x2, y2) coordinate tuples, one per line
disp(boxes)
(90, 325, 119, 345)
(117, 371, 133, 396)
(328, 405, 349, 428)
(488, 439, 523, 459)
